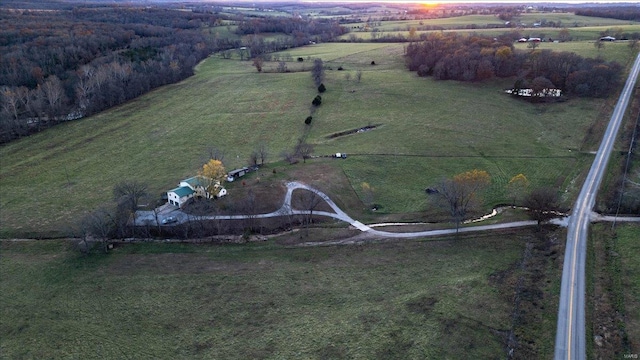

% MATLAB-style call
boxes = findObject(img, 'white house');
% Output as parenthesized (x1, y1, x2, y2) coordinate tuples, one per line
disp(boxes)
(167, 186, 195, 207)
(167, 175, 226, 208)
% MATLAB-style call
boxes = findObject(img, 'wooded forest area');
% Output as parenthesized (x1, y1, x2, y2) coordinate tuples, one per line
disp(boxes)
(0, 5, 346, 143)
(575, 7, 640, 21)
(405, 33, 623, 98)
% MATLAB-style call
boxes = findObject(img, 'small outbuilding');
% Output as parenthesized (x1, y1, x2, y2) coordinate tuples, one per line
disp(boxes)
(227, 167, 250, 182)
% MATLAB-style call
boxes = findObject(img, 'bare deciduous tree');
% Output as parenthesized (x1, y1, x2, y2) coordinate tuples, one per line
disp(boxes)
(79, 207, 117, 253)
(113, 180, 148, 227)
(205, 145, 225, 162)
(258, 143, 268, 165)
(361, 182, 375, 209)
(311, 58, 324, 87)
(506, 174, 530, 206)
(249, 150, 259, 166)
(435, 169, 491, 233)
(277, 61, 288, 73)
(281, 150, 297, 165)
(300, 190, 323, 237)
(41, 75, 66, 120)
(524, 187, 560, 227)
(241, 189, 259, 235)
(1, 87, 21, 120)
(294, 137, 314, 163)
(252, 56, 263, 72)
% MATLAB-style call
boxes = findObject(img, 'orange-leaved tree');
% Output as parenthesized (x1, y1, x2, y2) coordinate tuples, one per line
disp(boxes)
(361, 182, 375, 209)
(436, 169, 491, 233)
(506, 173, 530, 206)
(199, 159, 226, 197)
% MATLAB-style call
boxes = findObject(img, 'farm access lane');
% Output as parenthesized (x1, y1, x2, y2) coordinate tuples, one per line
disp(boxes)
(136, 181, 571, 239)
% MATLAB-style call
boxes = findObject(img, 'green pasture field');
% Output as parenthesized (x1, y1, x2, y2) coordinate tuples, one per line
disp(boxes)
(276, 42, 393, 64)
(617, 224, 640, 352)
(516, 13, 637, 27)
(0, 230, 559, 359)
(346, 13, 637, 33)
(354, 15, 505, 31)
(514, 41, 640, 64)
(339, 24, 640, 42)
(220, 6, 290, 17)
(206, 25, 240, 41)
(518, 25, 640, 42)
(0, 42, 627, 236)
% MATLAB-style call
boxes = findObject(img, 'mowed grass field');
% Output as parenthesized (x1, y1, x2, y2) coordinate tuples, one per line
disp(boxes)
(339, 12, 639, 41)
(0, 231, 559, 359)
(0, 42, 633, 236)
(514, 40, 640, 64)
(347, 13, 636, 32)
(340, 25, 640, 42)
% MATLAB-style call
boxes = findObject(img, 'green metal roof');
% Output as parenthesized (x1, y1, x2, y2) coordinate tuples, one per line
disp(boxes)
(169, 186, 195, 198)
(183, 176, 208, 188)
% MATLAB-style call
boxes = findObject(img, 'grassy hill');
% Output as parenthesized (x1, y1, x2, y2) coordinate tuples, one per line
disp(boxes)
(0, 229, 562, 359)
(340, 25, 640, 42)
(0, 42, 636, 237)
(348, 13, 636, 32)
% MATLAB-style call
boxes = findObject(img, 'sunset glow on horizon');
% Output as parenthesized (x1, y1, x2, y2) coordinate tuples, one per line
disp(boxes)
(301, 0, 640, 4)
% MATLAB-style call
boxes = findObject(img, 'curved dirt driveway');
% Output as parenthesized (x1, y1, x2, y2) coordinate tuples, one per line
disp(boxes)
(138, 181, 562, 239)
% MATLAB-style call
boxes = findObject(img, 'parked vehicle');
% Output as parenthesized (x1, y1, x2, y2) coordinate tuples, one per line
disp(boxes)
(162, 216, 177, 224)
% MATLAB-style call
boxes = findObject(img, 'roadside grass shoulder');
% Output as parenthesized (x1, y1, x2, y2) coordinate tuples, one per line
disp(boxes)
(0, 230, 559, 359)
(616, 224, 640, 352)
(588, 224, 640, 357)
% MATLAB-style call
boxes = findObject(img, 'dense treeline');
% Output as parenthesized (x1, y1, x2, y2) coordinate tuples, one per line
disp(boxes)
(405, 33, 524, 80)
(575, 7, 640, 22)
(0, 7, 238, 143)
(405, 33, 622, 98)
(0, 6, 349, 143)
(235, 16, 347, 46)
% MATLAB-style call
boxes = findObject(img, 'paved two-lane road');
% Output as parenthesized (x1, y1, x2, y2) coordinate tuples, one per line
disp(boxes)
(554, 52, 640, 360)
